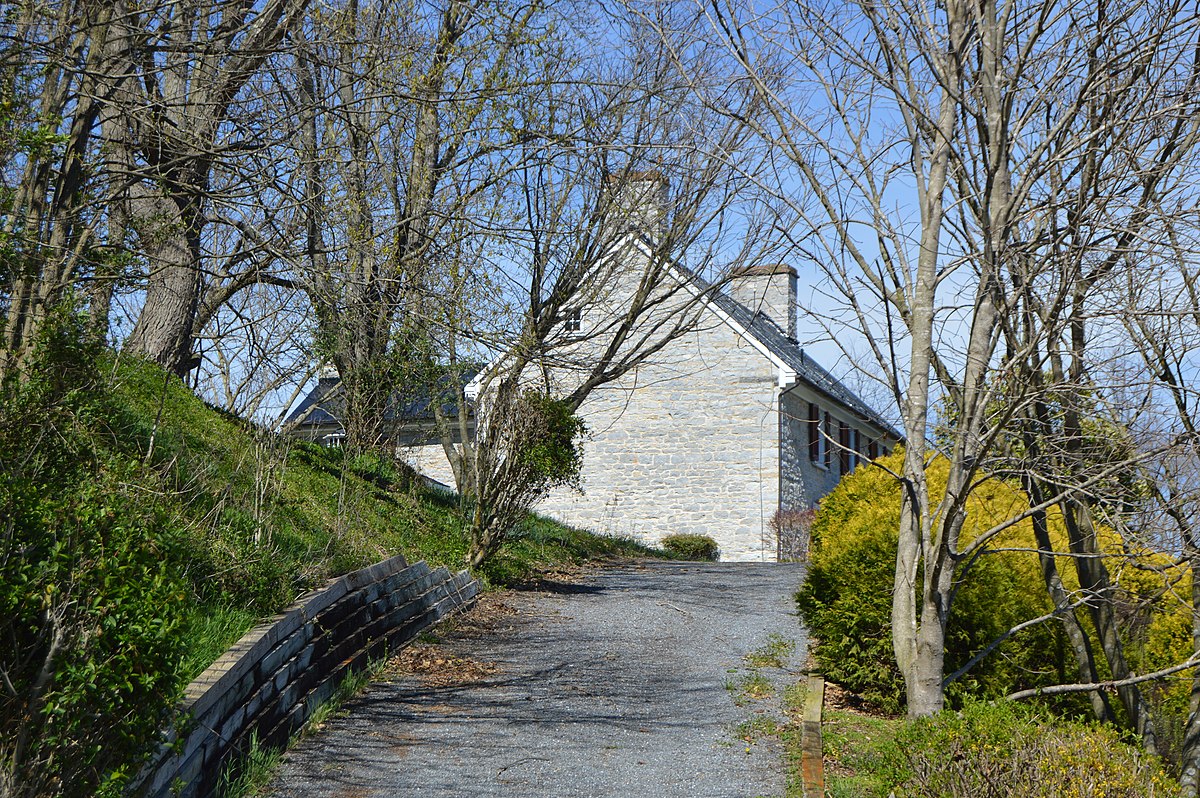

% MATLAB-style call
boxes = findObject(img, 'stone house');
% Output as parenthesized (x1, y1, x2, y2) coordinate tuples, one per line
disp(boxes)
(497, 235, 901, 562)
(287, 184, 900, 561)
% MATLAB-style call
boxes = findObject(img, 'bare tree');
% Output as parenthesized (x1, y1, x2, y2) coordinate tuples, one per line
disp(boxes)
(291, 0, 546, 452)
(1119, 232, 1200, 789)
(109, 0, 308, 375)
(192, 280, 315, 423)
(439, 1, 777, 567)
(700, 0, 1200, 722)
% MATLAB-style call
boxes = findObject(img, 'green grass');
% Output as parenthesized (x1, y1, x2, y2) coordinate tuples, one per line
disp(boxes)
(744, 634, 796, 669)
(478, 513, 662, 586)
(820, 708, 904, 798)
(776, 678, 903, 798)
(216, 732, 282, 798)
(736, 714, 785, 744)
(106, 355, 667, 688)
(179, 606, 261, 683)
(737, 672, 775, 701)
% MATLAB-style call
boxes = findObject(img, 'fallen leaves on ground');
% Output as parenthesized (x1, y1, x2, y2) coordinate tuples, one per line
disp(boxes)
(384, 643, 500, 687)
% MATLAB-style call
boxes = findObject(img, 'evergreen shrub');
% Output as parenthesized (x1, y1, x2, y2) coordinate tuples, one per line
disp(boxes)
(796, 450, 1065, 712)
(662, 533, 719, 561)
(892, 700, 1180, 797)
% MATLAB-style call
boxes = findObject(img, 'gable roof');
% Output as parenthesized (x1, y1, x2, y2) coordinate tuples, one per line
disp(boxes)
(636, 235, 902, 440)
(285, 370, 475, 430)
(289, 235, 900, 443)
(287, 375, 341, 427)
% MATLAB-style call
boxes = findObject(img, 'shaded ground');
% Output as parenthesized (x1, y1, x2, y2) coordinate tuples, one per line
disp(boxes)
(266, 561, 807, 798)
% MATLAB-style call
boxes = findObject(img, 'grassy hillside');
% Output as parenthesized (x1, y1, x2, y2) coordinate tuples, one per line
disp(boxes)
(111, 356, 659, 677)
(2, 330, 658, 796)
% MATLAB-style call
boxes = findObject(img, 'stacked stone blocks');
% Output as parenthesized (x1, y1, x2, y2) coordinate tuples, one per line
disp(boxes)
(135, 556, 477, 798)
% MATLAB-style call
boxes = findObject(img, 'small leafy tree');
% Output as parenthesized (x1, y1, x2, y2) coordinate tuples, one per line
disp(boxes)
(463, 380, 586, 568)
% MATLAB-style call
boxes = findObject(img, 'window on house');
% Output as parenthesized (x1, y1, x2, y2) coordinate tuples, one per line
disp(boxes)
(868, 439, 880, 460)
(838, 421, 851, 475)
(564, 307, 582, 333)
(808, 402, 821, 462)
(823, 412, 833, 469)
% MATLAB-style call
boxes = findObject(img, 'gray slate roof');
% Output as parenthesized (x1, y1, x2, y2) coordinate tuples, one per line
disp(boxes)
(286, 376, 341, 427)
(285, 373, 473, 429)
(657, 240, 901, 440)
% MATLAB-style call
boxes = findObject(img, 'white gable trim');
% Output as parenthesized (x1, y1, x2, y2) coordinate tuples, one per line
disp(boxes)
(465, 235, 800, 398)
(631, 237, 798, 388)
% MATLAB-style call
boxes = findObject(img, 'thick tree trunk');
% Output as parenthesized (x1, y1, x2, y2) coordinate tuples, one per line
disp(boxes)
(907, 588, 949, 716)
(124, 186, 204, 375)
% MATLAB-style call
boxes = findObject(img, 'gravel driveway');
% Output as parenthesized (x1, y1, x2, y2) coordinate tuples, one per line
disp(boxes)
(266, 560, 807, 798)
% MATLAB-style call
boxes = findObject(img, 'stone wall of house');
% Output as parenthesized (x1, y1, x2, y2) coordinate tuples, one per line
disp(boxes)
(537, 307, 783, 562)
(394, 238, 897, 562)
(400, 442, 459, 490)
(779, 387, 842, 509)
(779, 384, 898, 509)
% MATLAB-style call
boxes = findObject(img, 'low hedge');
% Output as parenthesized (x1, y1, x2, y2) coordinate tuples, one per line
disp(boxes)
(892, 700, 1180, 798)
(661, 534, 719, 561)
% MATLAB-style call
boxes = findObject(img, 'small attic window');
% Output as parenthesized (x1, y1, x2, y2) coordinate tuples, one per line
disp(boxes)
(565, 307, 582, 333)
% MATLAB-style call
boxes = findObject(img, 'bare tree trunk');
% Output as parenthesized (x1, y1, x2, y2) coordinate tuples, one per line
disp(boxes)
(0, 0, 111, 378)
(124, 184, 206, 373)
(116, 0, 308, 374)
(1026, 478, 1113, 721)
(1181, 543, 1200, 794)
(889, 0, 963, 715)
(1062, 498, 1158, 753)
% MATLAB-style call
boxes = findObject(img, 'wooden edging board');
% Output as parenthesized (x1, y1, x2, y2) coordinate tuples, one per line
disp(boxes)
(802, 674, 825, 798)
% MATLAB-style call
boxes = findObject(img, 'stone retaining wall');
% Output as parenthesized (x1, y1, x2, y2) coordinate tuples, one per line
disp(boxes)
(135, 557, 477, 798)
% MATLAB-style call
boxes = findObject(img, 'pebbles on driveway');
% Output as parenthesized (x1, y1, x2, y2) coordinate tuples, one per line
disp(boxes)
(266, 560, 808, 798)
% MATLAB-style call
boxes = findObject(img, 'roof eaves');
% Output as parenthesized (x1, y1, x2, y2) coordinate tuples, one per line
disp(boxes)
(631, 233, 901, 439)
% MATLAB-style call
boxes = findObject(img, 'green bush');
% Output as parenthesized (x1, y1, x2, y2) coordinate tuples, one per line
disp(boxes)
(0, 306, 189, 796)
(796, 450, 1064, 712)
(662, 534, 720, 561)
(891, 700, 1180, 797)
(516, 390, 587, 491)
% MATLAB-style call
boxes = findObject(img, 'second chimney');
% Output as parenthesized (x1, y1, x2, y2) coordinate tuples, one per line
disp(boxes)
(605, 170, 668, 238)
(728, 263, 797, 339)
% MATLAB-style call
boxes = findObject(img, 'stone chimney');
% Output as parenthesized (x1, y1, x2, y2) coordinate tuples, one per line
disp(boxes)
(605, 170, 668, 237)
(729, 263, 797, 339)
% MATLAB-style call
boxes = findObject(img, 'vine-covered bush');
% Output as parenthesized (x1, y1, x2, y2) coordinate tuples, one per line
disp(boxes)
(771, 507, 815, 561)
(796, 450, 1065, 712)
(516, 390, 587, 491)
(662, 534, 720, 561)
